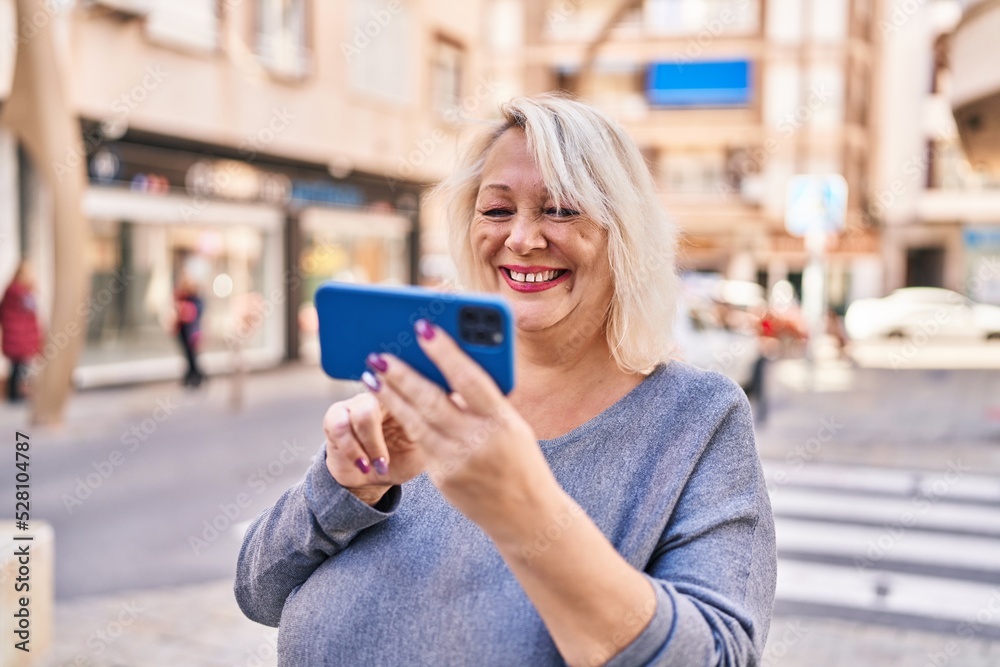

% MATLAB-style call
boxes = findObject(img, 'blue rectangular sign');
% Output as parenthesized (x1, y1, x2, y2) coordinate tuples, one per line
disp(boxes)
(646, 59, 752, 108)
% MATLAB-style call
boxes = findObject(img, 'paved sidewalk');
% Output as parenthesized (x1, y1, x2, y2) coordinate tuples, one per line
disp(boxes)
(0, 361, 344, 448)
(763, 614, 1000, 667)
(6, 359, 1000, 665)
(755, 359, 1000, 474)
(31, 580, 1000, 667)
(35, 580, 277, 667)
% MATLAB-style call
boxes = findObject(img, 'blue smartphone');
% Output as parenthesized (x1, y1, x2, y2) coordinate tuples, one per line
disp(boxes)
(315, 282, 516, 394)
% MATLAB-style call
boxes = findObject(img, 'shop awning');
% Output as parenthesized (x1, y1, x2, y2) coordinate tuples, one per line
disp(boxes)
(84, 187, 284, 229)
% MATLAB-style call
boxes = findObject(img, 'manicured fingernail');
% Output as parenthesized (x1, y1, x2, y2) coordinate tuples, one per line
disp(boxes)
(415, 319, 435, 341)
(366, 353, 388, 373)
(361, 371, 381, 392)
(354, 457, 371, 474)
(373, 457, 388, 475)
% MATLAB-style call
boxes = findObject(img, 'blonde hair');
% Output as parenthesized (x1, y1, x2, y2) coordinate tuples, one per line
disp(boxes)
(436, 94, 679, 374)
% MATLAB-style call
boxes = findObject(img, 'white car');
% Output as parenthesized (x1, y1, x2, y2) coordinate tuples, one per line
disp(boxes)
(845, 288, 1000, 341)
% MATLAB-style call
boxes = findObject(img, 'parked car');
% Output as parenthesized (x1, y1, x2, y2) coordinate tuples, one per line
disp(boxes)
(844, 287, 1000, 341)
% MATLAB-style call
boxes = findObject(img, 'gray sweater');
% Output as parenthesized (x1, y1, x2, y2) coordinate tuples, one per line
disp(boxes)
(235, 361, 777, 666)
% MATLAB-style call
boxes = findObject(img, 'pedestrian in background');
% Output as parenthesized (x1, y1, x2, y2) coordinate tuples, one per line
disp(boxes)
(236, 95, 776, 666)
(174, 274, 205, 388)
(0, 261, 42, 402)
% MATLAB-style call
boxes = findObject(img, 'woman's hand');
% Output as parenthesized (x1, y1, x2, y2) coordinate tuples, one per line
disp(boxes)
(361, 319, 559, 540)
(322, 392, 426, 506)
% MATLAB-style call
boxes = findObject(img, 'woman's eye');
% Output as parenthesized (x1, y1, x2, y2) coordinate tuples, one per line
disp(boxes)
(480, 208, 513, 218)
(546, 207, 580, 218)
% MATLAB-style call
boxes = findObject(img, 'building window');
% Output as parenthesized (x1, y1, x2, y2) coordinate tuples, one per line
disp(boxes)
(661, 151, 726, 195)
(348, 0, 414, 105)
(432, 36, 464, 119)
(256, 0, 310, 79)
(144, 0, 219, 53)
(645, 0, 759, 35)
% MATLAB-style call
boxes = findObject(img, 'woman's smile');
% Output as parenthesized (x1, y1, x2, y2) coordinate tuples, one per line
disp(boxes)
(499, 264, 571, 293)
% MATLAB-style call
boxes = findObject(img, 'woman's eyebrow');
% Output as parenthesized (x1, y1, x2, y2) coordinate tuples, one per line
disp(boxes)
(479, 183, 553, 199)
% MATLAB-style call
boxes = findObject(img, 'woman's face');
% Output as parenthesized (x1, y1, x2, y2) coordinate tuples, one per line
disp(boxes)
(470, 129, 613, 335)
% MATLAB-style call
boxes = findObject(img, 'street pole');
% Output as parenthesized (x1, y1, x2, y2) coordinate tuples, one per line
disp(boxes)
(802, 228, 828, 369)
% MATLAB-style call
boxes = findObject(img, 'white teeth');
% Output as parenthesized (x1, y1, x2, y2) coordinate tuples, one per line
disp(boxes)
(507, 269, 563, 283)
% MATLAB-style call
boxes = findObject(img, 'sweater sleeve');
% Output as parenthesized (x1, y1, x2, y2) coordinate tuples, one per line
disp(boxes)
(606, 386, 777, 667)
(234, 442, 402, 627)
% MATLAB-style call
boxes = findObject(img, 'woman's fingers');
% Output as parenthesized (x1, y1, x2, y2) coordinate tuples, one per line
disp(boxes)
(413, 320, 504, 414)
(323, 396, 386, 482)
(371, 377, 434, 446)
(324, 403, 368, 478)
(371, 352, 465, 435)
(347, 392, 390, 476)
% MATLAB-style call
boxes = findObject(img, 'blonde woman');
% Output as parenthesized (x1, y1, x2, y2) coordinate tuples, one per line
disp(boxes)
(236, 95, 776, 666)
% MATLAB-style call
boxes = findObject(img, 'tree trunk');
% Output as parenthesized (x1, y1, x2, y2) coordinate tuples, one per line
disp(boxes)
(1, 0, 90, 426)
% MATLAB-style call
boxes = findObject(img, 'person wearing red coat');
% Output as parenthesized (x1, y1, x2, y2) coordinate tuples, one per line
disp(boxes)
(0, 262, 42, 402)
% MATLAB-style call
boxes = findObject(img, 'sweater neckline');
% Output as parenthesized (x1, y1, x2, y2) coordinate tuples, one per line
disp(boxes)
(537, 362, 669, 450)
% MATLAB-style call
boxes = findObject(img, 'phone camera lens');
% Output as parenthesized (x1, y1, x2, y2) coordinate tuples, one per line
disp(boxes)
(459, 306, 503, 346)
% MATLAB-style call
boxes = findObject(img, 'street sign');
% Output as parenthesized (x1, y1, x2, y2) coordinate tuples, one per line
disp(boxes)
(785, 174, 848, 237)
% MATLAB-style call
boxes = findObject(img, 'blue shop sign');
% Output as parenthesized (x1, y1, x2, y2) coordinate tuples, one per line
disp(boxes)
(291, 180, 365, 208)
(964, 226, 1000, 249)
(647, 59, 752, 108)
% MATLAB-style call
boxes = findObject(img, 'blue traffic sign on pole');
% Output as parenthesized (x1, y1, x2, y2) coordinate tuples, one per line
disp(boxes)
(785, 174, 848, 237)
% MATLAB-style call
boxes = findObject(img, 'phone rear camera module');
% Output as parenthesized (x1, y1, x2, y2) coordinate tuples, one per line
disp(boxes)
(458, 306, 504, 347)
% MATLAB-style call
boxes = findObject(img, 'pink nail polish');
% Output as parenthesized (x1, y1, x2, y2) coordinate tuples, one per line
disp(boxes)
(354, 457, 371, 474)
(366, 353, 388, 373)
(415, 319, 435, 341)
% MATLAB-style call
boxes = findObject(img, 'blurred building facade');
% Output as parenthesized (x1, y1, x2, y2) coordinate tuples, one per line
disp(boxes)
(950, 0, 1000, 175)
(875, 0, 1000, 304)
(0, 0, 492, 386)
(485, 0, 885, 308)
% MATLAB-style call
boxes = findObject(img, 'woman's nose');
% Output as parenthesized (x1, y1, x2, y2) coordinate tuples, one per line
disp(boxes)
(504, 213, 547, 255)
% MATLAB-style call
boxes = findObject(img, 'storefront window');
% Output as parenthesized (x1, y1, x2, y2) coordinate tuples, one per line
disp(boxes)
(297, 209, 411, 360)
(80, 220, 277, 367)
